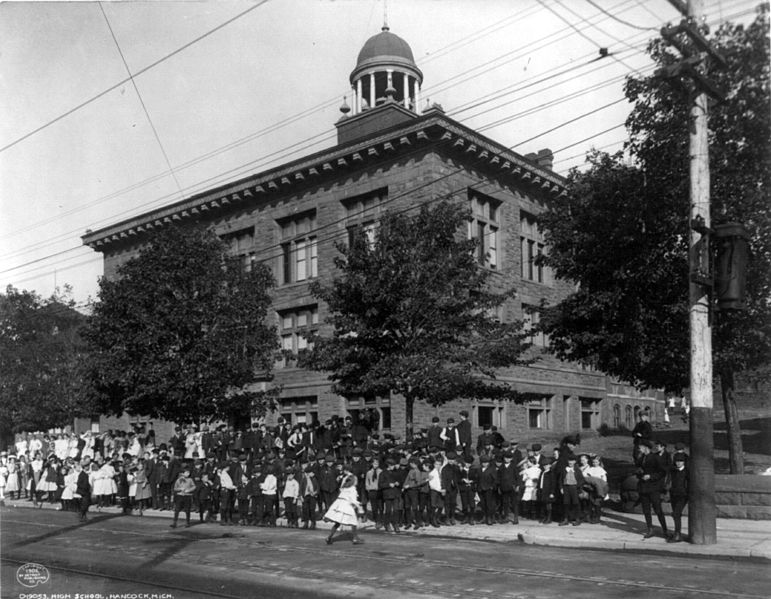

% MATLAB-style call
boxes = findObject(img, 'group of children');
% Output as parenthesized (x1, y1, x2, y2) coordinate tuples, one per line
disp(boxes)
(1, 430, 614, 538)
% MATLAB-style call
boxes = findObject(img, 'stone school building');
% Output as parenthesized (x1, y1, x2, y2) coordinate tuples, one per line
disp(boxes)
(82, 26, 661, 440)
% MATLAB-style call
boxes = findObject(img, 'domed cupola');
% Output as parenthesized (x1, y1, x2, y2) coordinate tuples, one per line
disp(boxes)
(348, 25, 423, 115)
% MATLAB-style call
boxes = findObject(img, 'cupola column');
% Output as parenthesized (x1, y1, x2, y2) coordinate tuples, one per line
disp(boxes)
(356, 78, 363, 114)
(413, 79, 421, 115)
(369, 73, 376, 108)
(403, 72, 409, 108)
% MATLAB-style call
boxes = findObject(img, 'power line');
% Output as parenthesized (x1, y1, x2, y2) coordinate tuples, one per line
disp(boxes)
(585, 0, 658, 31)
(3, 40, 641, 265)
(5, 95, 629, 286)
(2, 4, 593, 244)
(98, 2, 185, 202)
(4, 3, 756, 273)
(0, 0, 272, 155)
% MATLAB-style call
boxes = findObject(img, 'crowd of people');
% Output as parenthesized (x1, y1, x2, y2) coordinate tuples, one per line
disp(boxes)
(0, 408, 688, 544)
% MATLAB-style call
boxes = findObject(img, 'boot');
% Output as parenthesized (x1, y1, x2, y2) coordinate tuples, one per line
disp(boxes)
(352, 534, 364, 545)
(667, 533, 683, 543)
(643, 528, 655, 539)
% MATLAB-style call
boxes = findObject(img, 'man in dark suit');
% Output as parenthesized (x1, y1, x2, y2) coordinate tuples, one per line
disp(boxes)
(478, 455, 497, 525)
(498, 451, 520, 524)
(457, 411, 472, 460)
(440, 418, 461, 453)
(632, 410, 653, 461)
(636, 439, 669, 539)
(427, 417, 443, 451)
(440, 452, 459, 525)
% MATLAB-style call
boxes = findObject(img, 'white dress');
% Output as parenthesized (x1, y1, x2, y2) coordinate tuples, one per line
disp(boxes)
(93, 464, 117, 496)
(61, 471, 78, 501)
(5, 463, 19, 493)
(521, 464, 541, 502)
(324, 476, 360, 526)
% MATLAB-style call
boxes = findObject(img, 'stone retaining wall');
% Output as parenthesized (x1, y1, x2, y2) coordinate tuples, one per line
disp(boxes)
(715, 474, 771, 520)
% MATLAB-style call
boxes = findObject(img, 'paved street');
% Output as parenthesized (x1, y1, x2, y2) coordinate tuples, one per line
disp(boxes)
(2, 507, 769, 599)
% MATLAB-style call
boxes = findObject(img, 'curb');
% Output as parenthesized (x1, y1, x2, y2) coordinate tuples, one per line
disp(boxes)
(3, 501, 769, 562)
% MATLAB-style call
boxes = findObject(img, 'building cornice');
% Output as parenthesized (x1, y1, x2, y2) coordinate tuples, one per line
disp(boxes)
(82, 110, 567, 251)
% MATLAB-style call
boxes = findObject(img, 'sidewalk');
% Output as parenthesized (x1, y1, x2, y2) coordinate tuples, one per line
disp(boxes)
(5, 499, 770, 561)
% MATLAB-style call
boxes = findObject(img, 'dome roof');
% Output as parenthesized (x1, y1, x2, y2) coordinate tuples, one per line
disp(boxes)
(356, 26, 416, 68)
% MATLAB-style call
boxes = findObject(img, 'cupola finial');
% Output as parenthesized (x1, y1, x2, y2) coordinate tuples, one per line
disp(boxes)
(382, 0, 389, 31)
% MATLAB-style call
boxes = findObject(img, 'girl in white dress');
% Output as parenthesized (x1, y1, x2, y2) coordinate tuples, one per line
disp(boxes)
(93, 461, 117, 509)
(323, 467, 364, 545)
(61, 465, 78, 511)
(0, 455, 7, 504)
(520, 456, 542, 519)
(4, 457, 20, 499)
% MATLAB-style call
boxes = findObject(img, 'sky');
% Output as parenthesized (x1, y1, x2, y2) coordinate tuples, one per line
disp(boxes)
(0, 0, 760, 307)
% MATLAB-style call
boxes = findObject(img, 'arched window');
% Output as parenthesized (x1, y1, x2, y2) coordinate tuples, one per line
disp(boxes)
(613, 404, 621, 429)
(625, 405, 634, 429)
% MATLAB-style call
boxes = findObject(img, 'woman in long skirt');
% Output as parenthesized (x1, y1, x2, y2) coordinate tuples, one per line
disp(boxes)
(323, 467, 364, 545)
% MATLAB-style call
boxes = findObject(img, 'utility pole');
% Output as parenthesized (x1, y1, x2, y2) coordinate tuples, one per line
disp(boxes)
(660, 0, 727, 544)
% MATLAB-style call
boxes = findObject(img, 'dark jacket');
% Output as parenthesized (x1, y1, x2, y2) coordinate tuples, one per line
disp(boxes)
(497, 462, 519, 493)
(537, 468, 557, 503)
(478, 463, 498, 492)
(636, 452, 668, 494)
(669, 465, 689, 499)
(378, 468, 401, 500)
(440, 462, 459, 493)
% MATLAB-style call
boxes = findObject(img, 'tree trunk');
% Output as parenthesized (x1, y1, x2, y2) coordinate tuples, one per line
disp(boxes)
(405, 395, 414, 441)
(720, 367, 744, 474)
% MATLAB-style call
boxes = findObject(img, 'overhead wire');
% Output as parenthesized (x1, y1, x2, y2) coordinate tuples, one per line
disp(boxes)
(4, 93, 632, 281)
(3, 0, 754, 253)
(2, 29, 649, 265)
(3, 1, 751, 278)
(0, 0, 272, 155)
(98, 2, 185, 201)
(585, 0, 658, 31)
(3, 0, 633, 247)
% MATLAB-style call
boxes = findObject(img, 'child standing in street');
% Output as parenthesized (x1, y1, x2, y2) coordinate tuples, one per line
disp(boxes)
(282, 470, 300, 527)
(170, 467, 196, 528)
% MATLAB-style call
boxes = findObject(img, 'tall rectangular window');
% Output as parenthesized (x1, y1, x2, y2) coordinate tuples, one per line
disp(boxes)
(522, 305, 548, 347)
(221, 226, 256, 272)
(277, 305, 319, 367)
(580, 397, 601, 430)
(468, 191, 501, 269)
(520, 212, 550, 284)
(343, 188, 387, 247)
(527, 396, 552, 429)
(278, 211, 317, 284)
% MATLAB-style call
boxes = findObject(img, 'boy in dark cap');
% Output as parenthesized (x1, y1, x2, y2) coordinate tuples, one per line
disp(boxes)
(498, 451, 520, 524)
(457, 410, 472, 460)
(478, 455, 497, 525)
(635, 439, 669, 539)
(667, 453, 688, 543)
(458, 455, 478, 524)
(441, 451, 459, 525)
(537, 457, 556, 524)
(379, 458, 401, 533)
(476, 424, 494, 455)
(402, 458, 422, 529)
(170, 466, 196, 528)
(557, 454, 584, 526)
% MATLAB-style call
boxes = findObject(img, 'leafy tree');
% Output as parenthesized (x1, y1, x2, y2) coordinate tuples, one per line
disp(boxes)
(82, 226, 278, 424)
(537, 7, 770, 472)
(0, 285, 90, 447)
(301, 201, 531, 436)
